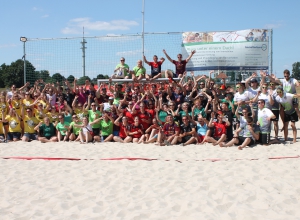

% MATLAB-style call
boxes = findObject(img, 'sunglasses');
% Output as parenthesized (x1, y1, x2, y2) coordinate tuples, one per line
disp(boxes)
(258, 102, 263, 104)
(120, 60, 125, 61)
(270, 84, 274, 86)
(242, 112, 248, 114)
(262, 86, 267, 89)
(284, 75, 289, 77)
(277, 91, 283, 94)
(177, 56, 182, 58)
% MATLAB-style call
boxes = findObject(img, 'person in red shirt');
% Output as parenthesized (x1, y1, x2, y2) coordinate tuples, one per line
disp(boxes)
(157, 114, 180, 146)
(163, 49, 196, 78)
(204, 111, 230, 146)
(134, 102, 151, 130)
(128, 116, 144, 143)
(113, 113, 132, 143)
(143, 55, 165, 80)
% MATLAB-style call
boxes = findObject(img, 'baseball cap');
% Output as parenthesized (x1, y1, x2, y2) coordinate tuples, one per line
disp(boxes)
(250, 78, 258, 83)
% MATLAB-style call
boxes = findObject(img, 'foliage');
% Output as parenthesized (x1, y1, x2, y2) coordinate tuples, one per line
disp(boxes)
(77, 76, 91, 85)
(52, 73, 66, 85)
(67, 75, 75, 83)
(291, 62, 300, 80)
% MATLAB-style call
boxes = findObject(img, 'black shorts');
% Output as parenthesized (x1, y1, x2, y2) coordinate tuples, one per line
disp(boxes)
(92, 128, 100, 136)
(271, 110, 279, 121)
(284, 111, 298, 122)
(234, 136, 255, 146)
(7, 132, 21, 140)
(259, 133, 270, 145)
(182, 135, 192, 143)
(292, 98, 298, 106)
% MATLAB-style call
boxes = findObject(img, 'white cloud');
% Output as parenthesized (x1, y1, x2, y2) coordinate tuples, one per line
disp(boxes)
(116, 49, 142, 57)
(0, 44, 17, 49)
(32, 7, 38, 11)
(41, 14, 49, 18)
(264, 22, 282, 29)
(61, 17, 139, 34)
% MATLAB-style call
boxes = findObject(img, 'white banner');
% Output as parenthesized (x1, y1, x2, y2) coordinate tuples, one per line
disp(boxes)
(181, 29, 269, 71)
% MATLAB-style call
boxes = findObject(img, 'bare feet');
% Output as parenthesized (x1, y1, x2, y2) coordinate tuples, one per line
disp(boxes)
(238, 146, 243, 150)
(219, 142, 226, 147)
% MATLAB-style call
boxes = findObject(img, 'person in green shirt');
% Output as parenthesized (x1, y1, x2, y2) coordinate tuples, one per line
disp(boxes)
(85, 95, 102, 141)
(97, 112, 115, 142)
(69, 115, 82, 141)
(56, 114, 70, 142)
(112, 57, 130, 79)
(34, 117, 58, 143)
(132, 60, 146, 81)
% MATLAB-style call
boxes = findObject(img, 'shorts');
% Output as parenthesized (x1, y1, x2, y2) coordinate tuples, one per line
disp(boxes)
(271, 110, 279, 121)
(7, 132, 21, 141)
(234, 136, 255, 146)
(182, 135, 192, 143)
(259, 133, 270, 145)
(23, 133, 38, 140)
(292, 98, 298, 106)
(3, 122, 8, 126)
(197, 134, 205, 143)
(113, 131, 119, 136)
(166, 69, 178, 78)
(284, 111, 298, 122)
(92, 128, 100, 136)
(102, 135, 109, 140)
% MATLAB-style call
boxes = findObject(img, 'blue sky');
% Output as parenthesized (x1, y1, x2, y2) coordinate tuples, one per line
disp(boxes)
(1, 0, 299, 79)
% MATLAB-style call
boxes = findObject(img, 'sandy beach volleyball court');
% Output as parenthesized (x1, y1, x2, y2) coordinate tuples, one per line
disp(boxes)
(1, 134, 300, 220)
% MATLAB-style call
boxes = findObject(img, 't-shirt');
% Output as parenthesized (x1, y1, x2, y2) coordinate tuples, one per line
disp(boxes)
(138, 111, 151, 130)
(5, 115, 21, 133)
(148, 61, 162, 77)
(247, 87, 260, 109)
(88, 110, 102, 128)
(258, 92, 272, 110)
(269, 90, 280, 110)
(172, 60, 187, 76)
(158, 110, 168, 123)
(46, 94, 57, 106)
(11, 100, 22, 116)
(40, 123, 56, 138)
(100, 120, 113, 136)
(257, 108, 274, 133)
(240, 124, 260, 140)
(22, 99, 33, 108)
(275, 93, 295, 115)
(196, 122, 208, 136)
(193, 107, 207, 118)
(213, 121, 228, 137)
(180, 123, 195, 136)
(23, 115, 39, 133)
(133, 66, 146, 77)
(70, 121, 82, 135)
(34, 109, 47, 122)
(56, 121, 70, 135)
(130, 124, 144, 138)
(234, 91, 254, 113)
(119, 124, 131, 139)
(115, 63, 130, 77)
(280, 78, 297, 93)
(163, 122, 180, 136)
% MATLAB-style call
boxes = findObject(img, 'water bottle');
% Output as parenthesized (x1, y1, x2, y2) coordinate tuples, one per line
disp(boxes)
(101, 136, 104, 142)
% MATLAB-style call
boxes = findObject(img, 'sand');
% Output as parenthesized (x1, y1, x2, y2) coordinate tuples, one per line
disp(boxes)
(1, 129, 300, 219)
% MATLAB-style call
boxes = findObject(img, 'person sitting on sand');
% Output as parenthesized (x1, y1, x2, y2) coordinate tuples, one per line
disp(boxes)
(128, 116, 144, 143)
(177, 115, 197, 146)
(68, 115, 81, 142)
(156, 114, 180, 146)
(21, 106, 39, 142)
(72, 116, 100, 144)
(190, 112, 209, 144)
(56, 113, 70, 142)
(219, 117, 260, 150)
(113, 114, 132, 143)
(204, 111, 230, 146)
(2, 107, 22, 142)
(34, 117, 58, 143)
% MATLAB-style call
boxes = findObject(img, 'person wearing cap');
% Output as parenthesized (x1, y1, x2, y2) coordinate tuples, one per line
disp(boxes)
(96, 85, 110, 104)
(245, 72, 260, 121)
(163, 49, 196, 78)
(275, 86, 300, 143)
(113, 57, 130, 79)
(143, 55, 165, 80)
(204, 111, 230, 145)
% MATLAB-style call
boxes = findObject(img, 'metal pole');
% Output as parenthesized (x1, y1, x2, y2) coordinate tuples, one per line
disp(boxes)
(23, 41, 26, 84)
(142, 0, 145, 64)
(81, 27, 87, 77)
(270, 29, 273, 74)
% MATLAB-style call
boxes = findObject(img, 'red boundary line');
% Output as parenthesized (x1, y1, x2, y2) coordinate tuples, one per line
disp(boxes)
(1, 156, 299, 162)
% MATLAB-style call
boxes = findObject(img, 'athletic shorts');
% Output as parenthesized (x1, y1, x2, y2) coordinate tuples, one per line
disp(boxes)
(271, 110, 279, 121)
(23, 133, 38, 140)
(292, 98, 298, 106)
(284, 111, 298, 122)
(92, 128, 100, 136)
(197, 134, 205, 143)
(259, 133, 270, 145)
(234, 136, 255, 146)
(182, 135, 192, 143)
(113, 131, 119, 136)
(7, 132, 21, 141)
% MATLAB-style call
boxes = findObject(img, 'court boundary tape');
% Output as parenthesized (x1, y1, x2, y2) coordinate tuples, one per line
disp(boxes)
(1, 155, 299, 162)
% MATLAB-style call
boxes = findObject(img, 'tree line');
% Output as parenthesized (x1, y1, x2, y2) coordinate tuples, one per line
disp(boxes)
(0, 59, 110, 88)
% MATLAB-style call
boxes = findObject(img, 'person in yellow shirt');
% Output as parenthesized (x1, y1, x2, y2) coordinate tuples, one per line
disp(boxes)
(0, 120, 5, 142)
(2, 108, 22, 141)
(22, 92, 34, 110)
(46, 106, 59, 126)
(0, 96, 9, 140)
(10, 93, 22, 116)
(72, 95, 88, 120)
(21, 106, 39, 142)
(34, 103, 48, 123)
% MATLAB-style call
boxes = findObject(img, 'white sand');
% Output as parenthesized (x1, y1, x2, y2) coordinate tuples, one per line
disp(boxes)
(1, 131, 300, 219)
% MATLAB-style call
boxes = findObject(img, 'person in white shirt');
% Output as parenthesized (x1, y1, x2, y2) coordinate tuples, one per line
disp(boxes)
(233, 83, 254, 115)
(275, 87, 300, 143)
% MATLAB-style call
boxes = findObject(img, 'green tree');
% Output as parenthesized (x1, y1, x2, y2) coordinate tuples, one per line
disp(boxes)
(291, 62, 300, 80)
(67, 75, 75, 83)
(1, 59, 24, 88)
(52, 73, 65, 85)
(96, 74, 110, 79)
(228, 71, 235, 82)
(39, 70, 51, 82)
(24, 60, 37, 86)
(77, 76, 91, 85)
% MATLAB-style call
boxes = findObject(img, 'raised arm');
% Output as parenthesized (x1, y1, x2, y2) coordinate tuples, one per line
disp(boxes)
(143, 55, 150, 65)
(185, 50, 196, 63)
(245, 72, 257, 89)
(162, 49, 173, 63)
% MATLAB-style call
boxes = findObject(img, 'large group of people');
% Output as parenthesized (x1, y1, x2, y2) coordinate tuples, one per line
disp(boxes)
(0, 51, 299, 149)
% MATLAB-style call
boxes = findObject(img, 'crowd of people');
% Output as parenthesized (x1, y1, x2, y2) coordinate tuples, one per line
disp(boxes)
(0, 52, 299, 149)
